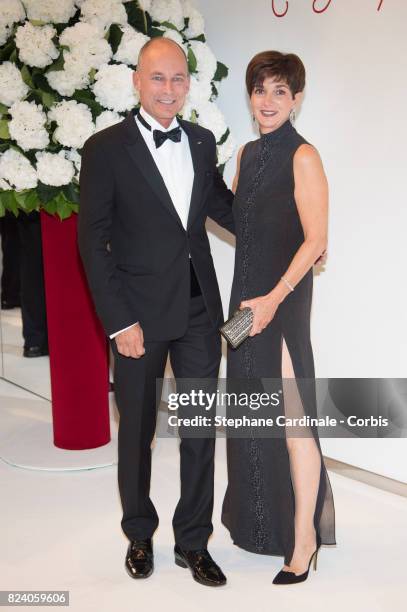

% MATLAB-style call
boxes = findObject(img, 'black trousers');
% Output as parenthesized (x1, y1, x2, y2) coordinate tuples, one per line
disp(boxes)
(0, 211, 20, 305)
(17, 212, 48, 349)
(110, 292, 221, 549)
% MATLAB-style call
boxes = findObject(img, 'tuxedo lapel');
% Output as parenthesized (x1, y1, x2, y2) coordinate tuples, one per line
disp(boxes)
(122, 110, 184, 230)
(178, 118, 207, 230)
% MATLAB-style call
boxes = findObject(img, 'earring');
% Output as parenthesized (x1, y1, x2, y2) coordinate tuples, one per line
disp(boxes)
(289, 108, 296, 125)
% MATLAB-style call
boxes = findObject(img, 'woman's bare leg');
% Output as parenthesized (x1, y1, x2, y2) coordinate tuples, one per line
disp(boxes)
(281, 337, 321, 574)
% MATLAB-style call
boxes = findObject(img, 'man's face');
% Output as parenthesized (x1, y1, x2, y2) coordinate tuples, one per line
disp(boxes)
(133, 43, 190, 129)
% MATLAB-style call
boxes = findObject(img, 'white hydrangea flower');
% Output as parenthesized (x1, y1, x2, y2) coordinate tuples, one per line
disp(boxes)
(46, 62, 90, 97)
(217, 133, 235, 165)
(149, 0, 184, 30)
(196, 101, 227, 142)
(0, 62, 29, 107)
(0, 149, 37, 191)
(48, 100, 95, 149)
(113, 25, 149, 66)
(95, 110, 122, 132)
(0, 0, 26, 46)
(186, 74, 212, 108)
(189, 40, 217, 82)
(138, 0, 152, 11)
(79, 0, 128, 34)
(161, 27, 184, 47)
(65, 147, 81, 179)
(181, 1, 204, 38)
(65, 148, 81, 167)
(0, 177, 11, 190)
(92, 63, 138, 112)
(60, 22, 112, 70)
(8, 101, 49, 151)
(22, 0, 77, 23)
(180, 74, 211, 120)
(15, 22, 59, 69)
(35, 151, 75, 186)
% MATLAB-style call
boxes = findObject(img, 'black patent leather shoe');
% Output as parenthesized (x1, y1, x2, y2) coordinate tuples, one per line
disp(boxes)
(23, 345, 49, 358)
(125, 538, 154, 579)
(174, 544, 226, 587)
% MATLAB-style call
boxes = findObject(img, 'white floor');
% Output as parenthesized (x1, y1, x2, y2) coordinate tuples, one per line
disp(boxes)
(1, 377, 406, 612)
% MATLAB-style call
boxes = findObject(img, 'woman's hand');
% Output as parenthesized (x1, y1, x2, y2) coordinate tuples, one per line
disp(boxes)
(240, 292, 280, 336)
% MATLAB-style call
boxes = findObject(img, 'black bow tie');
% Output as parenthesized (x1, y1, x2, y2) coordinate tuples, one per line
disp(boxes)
(137, 110, 182, 148)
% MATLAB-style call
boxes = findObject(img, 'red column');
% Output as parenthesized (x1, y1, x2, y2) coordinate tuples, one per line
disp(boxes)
(40, 211, 110, 449)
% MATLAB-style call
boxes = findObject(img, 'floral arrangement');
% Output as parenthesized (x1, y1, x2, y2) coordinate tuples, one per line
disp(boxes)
(0, 0, 234, 219)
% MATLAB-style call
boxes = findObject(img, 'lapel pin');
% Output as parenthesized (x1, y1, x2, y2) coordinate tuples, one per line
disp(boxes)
(197, 140, 202, 145)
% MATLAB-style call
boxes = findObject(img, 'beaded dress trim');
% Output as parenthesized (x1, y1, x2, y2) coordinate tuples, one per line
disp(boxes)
(238, 119, 294, 552)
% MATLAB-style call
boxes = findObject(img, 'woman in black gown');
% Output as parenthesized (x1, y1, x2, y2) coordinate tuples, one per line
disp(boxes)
(221, 51, 336, 584)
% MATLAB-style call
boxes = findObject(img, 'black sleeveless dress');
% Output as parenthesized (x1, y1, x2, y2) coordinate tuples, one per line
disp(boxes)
(221, 118, 336, 565)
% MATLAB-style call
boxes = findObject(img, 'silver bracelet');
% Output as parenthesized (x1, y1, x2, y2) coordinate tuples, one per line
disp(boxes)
(281, 276, 294, 291)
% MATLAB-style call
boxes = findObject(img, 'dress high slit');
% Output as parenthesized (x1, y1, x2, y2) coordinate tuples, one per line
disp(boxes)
(221, 118, 336, 565)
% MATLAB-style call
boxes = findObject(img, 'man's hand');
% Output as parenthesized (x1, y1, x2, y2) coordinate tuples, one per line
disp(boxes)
(115, 323, 145, 358)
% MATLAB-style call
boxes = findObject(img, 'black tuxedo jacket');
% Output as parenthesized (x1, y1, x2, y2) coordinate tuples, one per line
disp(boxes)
(77, 110, 235, 340)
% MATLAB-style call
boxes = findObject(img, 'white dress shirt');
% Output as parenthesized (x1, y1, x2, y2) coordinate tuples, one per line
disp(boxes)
(109, 107, 194, 339)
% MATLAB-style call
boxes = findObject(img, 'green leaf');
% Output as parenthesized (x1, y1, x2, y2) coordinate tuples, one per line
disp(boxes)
(187, 47, 197, 73)
(213, 61, 228, 82)
(26, 89, 43, 106)
(3, 191, 19, 216)
(109, 23, 124, 54)
(160, 21, 178, 31)
(0, 119, 10, 139)
(0, 39, 16, 62)
(43, 199, 58, 215)
(32, 70, 57, 94)
(218, 128, 230, 146)
(37, 181, 60, 204)
(41, 91, 57, 109)
(30, 20, 48, 26)
(72, 90, 104, 121)
(62, 183, 79, 204)
(0, 190, 16, 214)
(21, 65, 35, 89)
(190, 109, 198, 123)
(189, 34, 206, 43)
(46, 51, 65, 73)
(9, 48, 18, 63)
(14, 189, 40, 212)
(0, 200, 5, 218)
(26, 190, 41, 212)
(0, 103, 9, 116)
(125, 1, 148, 34)
(88, 68, 97, 82)
(150, 27, 165, 38)
(57, 200, 73, 220)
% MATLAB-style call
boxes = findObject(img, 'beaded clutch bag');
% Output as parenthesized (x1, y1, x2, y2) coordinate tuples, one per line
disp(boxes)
(220, 307, 253, 349)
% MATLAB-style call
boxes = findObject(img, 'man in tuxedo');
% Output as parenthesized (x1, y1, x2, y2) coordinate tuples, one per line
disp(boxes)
(78, 38, 234, 587)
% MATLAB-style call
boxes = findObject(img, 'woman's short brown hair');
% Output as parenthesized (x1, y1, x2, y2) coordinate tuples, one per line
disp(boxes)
(246, 51, 305, 97)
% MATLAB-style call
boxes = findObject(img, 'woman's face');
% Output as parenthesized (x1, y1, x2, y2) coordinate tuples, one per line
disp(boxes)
(250, 76, 301, 133)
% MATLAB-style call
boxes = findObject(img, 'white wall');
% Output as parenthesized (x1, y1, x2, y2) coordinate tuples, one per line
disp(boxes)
(197, 0, 407, 481)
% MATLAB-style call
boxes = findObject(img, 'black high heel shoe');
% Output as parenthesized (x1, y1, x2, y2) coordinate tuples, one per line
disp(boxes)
(273, 535, 321, 585)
